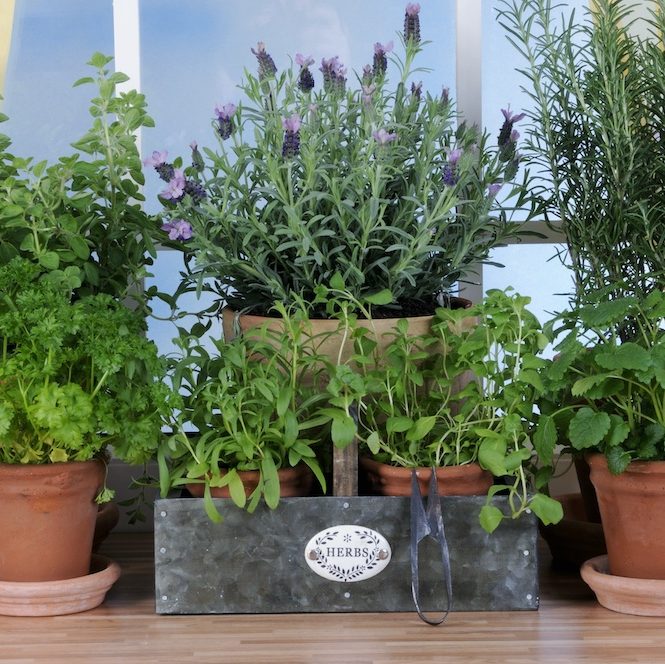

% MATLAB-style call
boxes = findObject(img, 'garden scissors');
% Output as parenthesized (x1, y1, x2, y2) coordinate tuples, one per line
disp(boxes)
(410, 468, 452, 625)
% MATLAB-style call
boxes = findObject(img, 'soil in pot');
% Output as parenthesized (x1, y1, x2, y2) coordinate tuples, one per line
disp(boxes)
(360, 457, 493, 497)
(0, 459, 106, 582)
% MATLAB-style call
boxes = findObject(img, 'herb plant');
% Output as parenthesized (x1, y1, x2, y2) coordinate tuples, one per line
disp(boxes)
(148, 4, 530, 317)
(534, 289, 665, 476)
(322, 289, 563, 532)
(159, 305, 329, 521)
(498, 0, 665, 307)
(0, 259, 171, 469)
(0, 53, 164, 307)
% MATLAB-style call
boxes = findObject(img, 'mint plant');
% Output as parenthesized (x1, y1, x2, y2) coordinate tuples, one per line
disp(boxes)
(322, 289, 562, 533)
(535, 290, 665, 475)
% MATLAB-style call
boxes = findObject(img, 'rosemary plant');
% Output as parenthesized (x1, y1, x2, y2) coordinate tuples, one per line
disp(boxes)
(498, 0, 665, 307)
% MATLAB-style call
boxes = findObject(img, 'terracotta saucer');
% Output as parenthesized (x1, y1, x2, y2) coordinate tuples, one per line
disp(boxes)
(0, 555, 121, 617)
(581, 555, 665, 616)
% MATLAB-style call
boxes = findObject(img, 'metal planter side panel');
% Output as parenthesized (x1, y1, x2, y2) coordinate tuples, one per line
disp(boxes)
(154, 496, 538, 614)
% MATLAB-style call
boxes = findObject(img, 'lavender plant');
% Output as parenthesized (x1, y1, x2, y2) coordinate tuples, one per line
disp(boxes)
(149, 4, 531, 317)
(498, 0, 665, 309)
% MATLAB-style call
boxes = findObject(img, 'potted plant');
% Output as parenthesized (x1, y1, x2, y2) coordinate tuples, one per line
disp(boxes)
(498, 0, 665, 587)
(320, 288, 563, 533)
(497, 0, 665, 308)
(0, 52, 167, 310)
(0, 258, 170, 586)
(534, 290, 665, 581)
(146, 3, 531, 341)
(158, 304, 329, 522)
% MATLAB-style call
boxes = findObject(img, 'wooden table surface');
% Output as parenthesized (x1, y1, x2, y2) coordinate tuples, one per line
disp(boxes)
(1, 532, 664, 664)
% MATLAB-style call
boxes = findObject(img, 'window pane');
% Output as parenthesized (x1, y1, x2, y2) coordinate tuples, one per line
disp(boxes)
(484, 245, 574, 355)
(3, 0, 114, 160)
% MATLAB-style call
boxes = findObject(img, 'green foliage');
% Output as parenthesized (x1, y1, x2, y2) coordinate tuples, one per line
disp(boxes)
(154, 11, 532, 316)
(159, 308, 329, 521)
(0, 53, 161, 308)
(322, 289, 561, 532)
(0, 259, 171, 466)
(498, 0, 665, 305)
(535, 290, 665, 474)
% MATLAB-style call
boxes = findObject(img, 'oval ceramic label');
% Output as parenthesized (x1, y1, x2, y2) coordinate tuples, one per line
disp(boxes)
(304, 525, 392, 582)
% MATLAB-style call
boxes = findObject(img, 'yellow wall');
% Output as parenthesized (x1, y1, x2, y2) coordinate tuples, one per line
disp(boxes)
(0, 0, 16, 103)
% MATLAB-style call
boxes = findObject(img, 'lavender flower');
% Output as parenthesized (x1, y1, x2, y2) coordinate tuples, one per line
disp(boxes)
(143, 150, 168, 168)
(161, 219, 193, 241)
(320, 56, 347, 94)
(411, 81, 422, 101)
(161, 170, 186, 201)
(295, 54, 316, 93)
(251, 42, 277, 80)
(282, 114, 302, 158)
(498, 106, 526, 153)
(373, 41, 394, 78)
(184, 179, 207, 203)
(215, 103, 237, 140)
(442, 148, 462, 186)
(372, 128, 397, 145)
(404, 3, 421, 44)
(362, 64, 373, 85)
(487, 183, 503, 199)
(144, 150, 175, 182)
(190, 141, 205, 172)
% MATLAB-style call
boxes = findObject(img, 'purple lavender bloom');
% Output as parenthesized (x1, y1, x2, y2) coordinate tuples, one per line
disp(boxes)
(161, 170, 186, 201)
(251, 42, 277, 79)
(440, 87, 450, 107)
(372, 40, 394, 78)
(143, 150, 168, 168)
(411, 81, 422, 101)
(190, 140, 205, 172)
(143, 149, 175, 182)
(215, 103, 237, 140)
(442, 148, 462, 186)
(372, 128, 397, 145)
(295, 53, 315, 68)
(184, 179, 207, 203)
(295, 53, 316, 92)
(498, 106, 526, 152)
(320, 56, 347, 94)
(487, 183, 503, 198)
(282, 114, 302, 158)
(404, 3, 421, 43)
(161, 219, 193, 241)
(361, 64, 373, 85)
(282, 114, 302, 133)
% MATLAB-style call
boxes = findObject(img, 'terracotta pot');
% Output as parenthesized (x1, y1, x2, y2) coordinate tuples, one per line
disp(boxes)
(221, 297, 474, 367)
(186, 463, 314, 498)
(359, 457, 493, 497)
(588, 453, 665, 579)
(0, 459, 105, 582)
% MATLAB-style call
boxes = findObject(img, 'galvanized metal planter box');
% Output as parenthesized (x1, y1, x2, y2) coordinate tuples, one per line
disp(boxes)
(154, 495, 538, 615)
